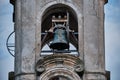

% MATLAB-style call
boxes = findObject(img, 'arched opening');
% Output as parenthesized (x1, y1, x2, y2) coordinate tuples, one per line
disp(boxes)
(38, 67, 81, 80)
(49, 76, 71, 80)
(41, 3, 78, 55)
(41, 4, 78, 32)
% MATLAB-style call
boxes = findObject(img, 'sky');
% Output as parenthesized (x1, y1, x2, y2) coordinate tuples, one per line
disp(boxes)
(0, 0, 120, 80)
(105, 0, 120, 80)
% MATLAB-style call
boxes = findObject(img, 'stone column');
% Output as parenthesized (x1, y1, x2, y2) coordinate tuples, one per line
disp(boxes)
(15, 0, 36, 80)
(83, 0, 106, 80)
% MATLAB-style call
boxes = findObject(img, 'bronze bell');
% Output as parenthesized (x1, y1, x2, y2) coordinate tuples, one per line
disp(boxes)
(50, 24, 69, 50)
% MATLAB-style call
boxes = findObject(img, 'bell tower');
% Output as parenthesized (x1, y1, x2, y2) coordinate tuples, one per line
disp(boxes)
(10, 0, 109, 80)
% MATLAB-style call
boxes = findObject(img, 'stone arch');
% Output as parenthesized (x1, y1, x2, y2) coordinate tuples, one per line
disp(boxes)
(35, 1, 83, 57)
(39, 68, 81, 80)
(38, 1, 82, 21)
(41, 3, 78, 31)
(40, 3, 80, 49)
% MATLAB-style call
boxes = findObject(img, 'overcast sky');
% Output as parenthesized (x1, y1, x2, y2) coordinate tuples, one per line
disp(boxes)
(0, 0, 120, 80)
(105, 0, 120, 80)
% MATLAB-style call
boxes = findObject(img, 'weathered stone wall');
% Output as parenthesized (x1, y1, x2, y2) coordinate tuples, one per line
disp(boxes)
(13, 0, 107, 80)
(83, 0, 106, 80)
(15, 0, 36, 79)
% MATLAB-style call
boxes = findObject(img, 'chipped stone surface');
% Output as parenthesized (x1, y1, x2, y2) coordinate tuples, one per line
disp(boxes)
(15, 0, 36, 79)
(15, 75, 35, 80)
(84, 73, 106, 80)
(83, 0, 106, 80)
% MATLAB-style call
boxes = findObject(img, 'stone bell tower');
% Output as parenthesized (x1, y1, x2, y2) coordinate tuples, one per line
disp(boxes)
(10, 0, 109, 80)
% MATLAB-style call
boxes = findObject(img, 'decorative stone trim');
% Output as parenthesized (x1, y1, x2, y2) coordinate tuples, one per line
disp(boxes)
(36, 54, 84, 80)
(39, 67, 81, 80)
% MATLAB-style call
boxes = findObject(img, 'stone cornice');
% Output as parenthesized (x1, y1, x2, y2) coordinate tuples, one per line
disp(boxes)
(10, 0, 108, 5)
(104, 0, 108, 4)
(10, 0, 15, 5)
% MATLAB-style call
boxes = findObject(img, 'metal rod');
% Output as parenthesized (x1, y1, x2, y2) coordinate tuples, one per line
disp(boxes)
(41, 50, 77, 53)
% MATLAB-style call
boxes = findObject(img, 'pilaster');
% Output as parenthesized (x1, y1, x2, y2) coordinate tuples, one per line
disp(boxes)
(15, 0, 36, 79)
(83, 0, 106, 79)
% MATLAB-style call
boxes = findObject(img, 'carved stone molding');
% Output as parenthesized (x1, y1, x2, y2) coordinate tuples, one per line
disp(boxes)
(36, 54, 84, 80)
